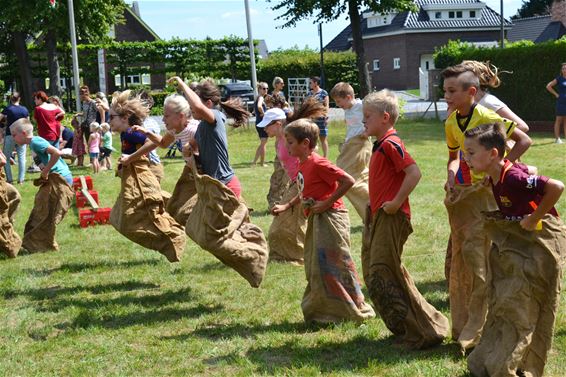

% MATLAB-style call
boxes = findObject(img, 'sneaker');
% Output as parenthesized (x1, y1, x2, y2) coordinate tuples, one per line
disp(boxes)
(9, 157, 15, 165)
(556, 138, 564, 144)
(27, 164, 41, 173)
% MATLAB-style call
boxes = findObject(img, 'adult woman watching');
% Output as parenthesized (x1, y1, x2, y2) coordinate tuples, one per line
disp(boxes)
(33, 91, 64, 147)
(546, 62, 566, 144)
(252, 82, 269, 166)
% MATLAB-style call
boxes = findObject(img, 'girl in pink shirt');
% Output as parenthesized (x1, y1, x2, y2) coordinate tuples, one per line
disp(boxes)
(88, 122, 101, 173)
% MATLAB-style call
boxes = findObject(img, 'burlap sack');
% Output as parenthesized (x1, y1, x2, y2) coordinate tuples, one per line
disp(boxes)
(362, 208, 449, 349)
(22, 173, 73, 253)
(149, 162, 164, 183)
(0, 176, 22, 258)
(267, 182, 306, 264)
(302, 206, 375, 323)
(110, 158, 186, 262)
(336, 135, 372, 222)
(165, 164, 198, 226)
(445, 183, 497, 350)
(468, 213, 565, 377)
(266, 155, 290, 210)
(185, 159, 268, 288)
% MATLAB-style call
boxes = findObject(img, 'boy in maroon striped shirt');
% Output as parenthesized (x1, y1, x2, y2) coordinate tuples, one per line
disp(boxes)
(463, 123, 565, 377)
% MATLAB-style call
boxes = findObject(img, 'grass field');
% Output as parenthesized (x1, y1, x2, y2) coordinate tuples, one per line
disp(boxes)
(1, 118, 565, 376)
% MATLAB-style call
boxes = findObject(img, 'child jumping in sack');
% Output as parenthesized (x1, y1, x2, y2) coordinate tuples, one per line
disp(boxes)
(463, 123, 565, 377)
(272, 118, 375, 324)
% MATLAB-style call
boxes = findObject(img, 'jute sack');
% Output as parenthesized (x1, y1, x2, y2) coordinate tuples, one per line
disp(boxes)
(302, 206, 375, 323)
(22, 173, 73, 253)
(185, 159, 268, 288)
(266, 155, 290, 210)
(445, 183, 497, 349)
(0, 176, 22, 258)
(165, 164, 198, 226)
(267, 182, 306, 264)
(110, 158, 186, 263)
(362, 208, 449, 349)
(336, 135, 372, 222)
(468, 213, 565, 377)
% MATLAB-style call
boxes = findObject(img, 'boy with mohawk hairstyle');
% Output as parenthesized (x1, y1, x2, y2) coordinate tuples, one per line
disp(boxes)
(442, 64, 532, 350)
(361, 89, 449, 349)
(463, 123, 565, 377)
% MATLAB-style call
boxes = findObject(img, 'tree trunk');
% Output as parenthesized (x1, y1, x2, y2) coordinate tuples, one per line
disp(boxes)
(46, 29, 62, 97)
(348, 0, 371, 97)
(12, 31, 34, 108)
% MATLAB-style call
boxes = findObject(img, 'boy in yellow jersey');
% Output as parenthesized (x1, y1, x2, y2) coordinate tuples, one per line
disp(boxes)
(441, 64, 532, 351)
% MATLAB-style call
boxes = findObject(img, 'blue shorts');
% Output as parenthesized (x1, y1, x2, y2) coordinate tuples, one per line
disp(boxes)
(314, 117, 328, 137)
(89, 152, 99, 159)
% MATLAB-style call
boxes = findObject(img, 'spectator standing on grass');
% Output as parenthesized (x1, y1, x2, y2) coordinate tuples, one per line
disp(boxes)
(0, 92, 29, 184)
(546, 62, 566, 144)
(34, 91, 64, 148)
(252, 82, 269, 167)
(79, 86, 98, 142)
(308, 76, 330, 157)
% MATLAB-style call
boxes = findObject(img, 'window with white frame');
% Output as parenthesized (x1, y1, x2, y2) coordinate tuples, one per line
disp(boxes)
(456, 11, 463, 18)
(393, 58, 400, 70)
(469, 10, 476, 17)
(448, 11, 455, 18)
(114, 69, 151, 87)
(435, 11, 442, 19)
(373, 59, 380, 71)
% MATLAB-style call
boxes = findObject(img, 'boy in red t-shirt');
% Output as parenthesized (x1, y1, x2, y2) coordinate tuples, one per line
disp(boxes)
(463, 123, 565, 377)
(273, 118, 375, 324)
(361, 90, 449, 349)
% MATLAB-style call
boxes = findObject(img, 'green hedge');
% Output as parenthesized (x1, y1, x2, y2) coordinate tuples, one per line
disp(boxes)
(434, 39, 566, 121)
(257, 49, 359, 101)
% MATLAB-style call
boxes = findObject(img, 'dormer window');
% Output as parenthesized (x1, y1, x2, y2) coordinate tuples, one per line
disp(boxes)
(364, 11, 397, 28)
(456, 11, 463, 18)
(470, 10, 476, 17)
(424, 3, 485, 21)
(435, 11, 442, 19)
(449, 11, 455, 18)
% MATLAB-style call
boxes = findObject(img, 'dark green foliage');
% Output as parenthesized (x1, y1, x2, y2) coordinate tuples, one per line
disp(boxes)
(434, 39, 566, 121)
(257, 48, 359, 97)
(512, 0, 552, 19)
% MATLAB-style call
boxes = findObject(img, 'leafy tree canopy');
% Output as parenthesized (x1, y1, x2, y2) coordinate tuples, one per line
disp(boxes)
(512, 0, 553, 20)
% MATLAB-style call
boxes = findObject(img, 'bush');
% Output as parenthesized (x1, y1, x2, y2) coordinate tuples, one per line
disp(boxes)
(434, 38, 566, 121)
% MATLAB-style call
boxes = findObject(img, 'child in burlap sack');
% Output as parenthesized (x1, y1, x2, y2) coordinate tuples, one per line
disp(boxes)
(272, 119, 375, 324)
(442, 65, 532, 350)
(361, 90, 449, 349)
(0, 151, 21, 258)
(330, 82, 372, 223)
(108, 91, 185, 262)
(11, 118, 74, 253)
(462, 123, 565, 377)
(260, 99, 327, 264)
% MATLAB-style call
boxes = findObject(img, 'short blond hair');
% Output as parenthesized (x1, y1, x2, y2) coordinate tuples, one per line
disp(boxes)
(100, 122, 110, 131)
(10, 118, 33, 135)
(90, 121, 101, 132)
(330, 82, 355, 99)
(284, 118, 319, 149)
(363, 89, 399, 124)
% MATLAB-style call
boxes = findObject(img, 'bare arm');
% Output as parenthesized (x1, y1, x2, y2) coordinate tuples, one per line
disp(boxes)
(446, 151, 460, 192)
(496, 106, 529, 132)
(0, 151, 6, 167)
(169, 76, 215, 124)
(41, 145, 63, 179)
(546, 79, 559, 98)
(520, 178, 564, 231)
(310, 173, 355, 214)
(381, 163, 421, 214)
(256, 96, 265, 117)
(506, 128, 532, 162)
(271, 193, 300, 215)
(119, 138, 155, 165)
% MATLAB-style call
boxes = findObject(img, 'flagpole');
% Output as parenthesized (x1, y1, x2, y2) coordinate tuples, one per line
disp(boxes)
(68, 0, 81, 111)
(244, 0, 258, 97)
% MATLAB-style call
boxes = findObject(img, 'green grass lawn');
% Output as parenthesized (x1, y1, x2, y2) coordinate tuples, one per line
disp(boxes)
(1, 119, 565, 376)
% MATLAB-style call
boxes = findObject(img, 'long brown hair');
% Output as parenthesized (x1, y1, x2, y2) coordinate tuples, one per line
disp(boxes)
(111, 90, 150, 126)
(196, 80, 249, 128)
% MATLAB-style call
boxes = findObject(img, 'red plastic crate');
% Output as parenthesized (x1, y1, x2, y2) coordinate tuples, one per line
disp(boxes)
(75, 190, 99, 208)
(72, 176, 93, 191)
(79, 207, 111, 228)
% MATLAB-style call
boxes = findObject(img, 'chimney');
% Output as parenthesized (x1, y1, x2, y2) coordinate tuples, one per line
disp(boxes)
(551, 0, 566, 26)
(131, 1, 141, 17)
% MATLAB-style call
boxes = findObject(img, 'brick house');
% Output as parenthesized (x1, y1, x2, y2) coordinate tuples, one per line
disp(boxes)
(325, 0, 511, 90)
(507, 1, 566, 43)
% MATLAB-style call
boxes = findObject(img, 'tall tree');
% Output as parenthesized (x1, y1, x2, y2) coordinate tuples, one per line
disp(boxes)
(267, 0, 415, 97)
(512, 0, 553, 19)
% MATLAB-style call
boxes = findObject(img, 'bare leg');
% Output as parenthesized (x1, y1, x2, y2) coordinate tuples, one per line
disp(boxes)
(253, 137, 268, 165)
(320, 136, 328, 157)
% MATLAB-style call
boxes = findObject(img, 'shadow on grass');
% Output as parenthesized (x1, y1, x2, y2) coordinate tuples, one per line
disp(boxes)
(36, 287, 195, 313)
(351, 225, 364, 234)
(203, 335, 463, 373)
(22, 258, 162, 276)
(4, 280, 160, 300)
(250, 209, 271, 217)
(193, 261, 229, 272)
(415, 279, 449, 312)
(62, 303, 223, 330)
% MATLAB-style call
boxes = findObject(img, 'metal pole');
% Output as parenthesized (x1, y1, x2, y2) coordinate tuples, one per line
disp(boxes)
(318, 23, 325, 88)
(68, 0, 81, 111)
(500, 0, 505, 48)
(244, 0, 258, 97)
